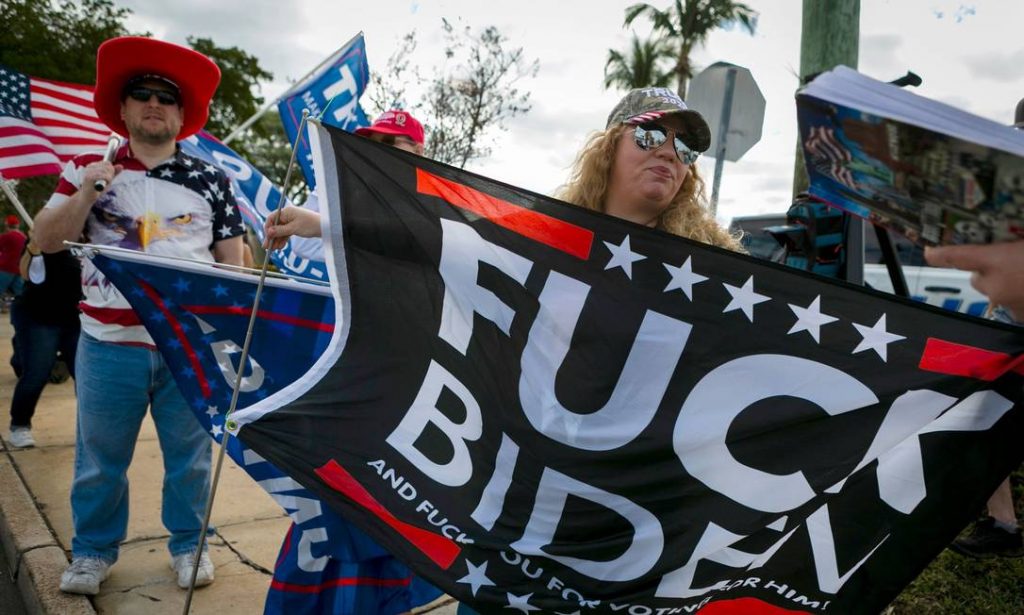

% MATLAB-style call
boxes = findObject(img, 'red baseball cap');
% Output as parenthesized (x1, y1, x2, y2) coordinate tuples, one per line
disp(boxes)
(5, 215, 20, 226)
(355, 110, 425, 145)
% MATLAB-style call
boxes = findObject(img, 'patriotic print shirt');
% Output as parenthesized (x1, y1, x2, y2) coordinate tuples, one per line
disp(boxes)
(45, 142, 245, 346)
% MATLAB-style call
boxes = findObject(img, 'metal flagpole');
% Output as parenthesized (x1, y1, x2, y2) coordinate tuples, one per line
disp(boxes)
(0, 172, 35, 230)
(222, 31, 362, 145)
(181, 109, 311, 615)
(66, 242, 330, 286)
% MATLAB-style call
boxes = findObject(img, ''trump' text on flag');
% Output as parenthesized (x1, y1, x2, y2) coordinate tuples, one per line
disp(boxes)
(276, 34, 370, 188)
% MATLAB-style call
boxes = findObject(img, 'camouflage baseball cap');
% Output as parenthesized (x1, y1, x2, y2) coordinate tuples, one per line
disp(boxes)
(606, 87, 712, 152)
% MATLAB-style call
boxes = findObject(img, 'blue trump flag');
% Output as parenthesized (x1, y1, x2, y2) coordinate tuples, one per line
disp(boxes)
(84, 246, 442, 614)
(179, 130, 329, 283)
(278, 33, 370, 188)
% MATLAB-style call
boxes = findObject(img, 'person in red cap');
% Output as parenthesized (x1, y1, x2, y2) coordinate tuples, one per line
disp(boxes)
(355, 109, 425, 155)
(32, 36, 245, 596)
(0, 214, 27, 309)
(263, 109, 427, 249)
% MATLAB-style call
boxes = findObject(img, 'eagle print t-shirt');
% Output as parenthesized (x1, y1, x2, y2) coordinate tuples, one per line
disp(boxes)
(44, 142, 245, 346)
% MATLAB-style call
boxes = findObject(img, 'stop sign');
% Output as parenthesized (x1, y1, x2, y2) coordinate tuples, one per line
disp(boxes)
(686, 62, 765, 161)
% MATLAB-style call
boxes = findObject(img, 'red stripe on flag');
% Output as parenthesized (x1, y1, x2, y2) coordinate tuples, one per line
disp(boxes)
(30, 85, 95, 108)
(270, 575, 413, 594)
(31, 99, 106, 126)
(79, 304, 141, 326)
(416, 168, 594, 260)
(1, 144, 58, 157)
(183, 305, 335, 334)
(136, 281, 212, 398)
(698, 597, 811, 614)
(0, 162, 63, 180)
(919, 338, 1024, 381)
(315, 459, 461, 569)
(45, 136, 110, 147)
(30, 76, 95, 97)
(0, 124, 51, 138)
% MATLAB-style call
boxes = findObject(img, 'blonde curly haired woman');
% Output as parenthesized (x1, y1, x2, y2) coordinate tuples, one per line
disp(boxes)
(559, 87, 742, 251)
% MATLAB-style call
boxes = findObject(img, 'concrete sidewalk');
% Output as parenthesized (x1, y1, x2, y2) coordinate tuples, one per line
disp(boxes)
(0, 318, 457, 614)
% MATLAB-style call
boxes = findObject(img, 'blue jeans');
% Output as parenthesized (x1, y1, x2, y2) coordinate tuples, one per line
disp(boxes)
(9, 299, 79, 427)
(0, 271, 23, 297)
(70, 333, 212, 562)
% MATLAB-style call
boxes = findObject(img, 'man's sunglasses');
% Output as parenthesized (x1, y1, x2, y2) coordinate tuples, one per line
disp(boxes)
(126, 86, 180, 106)
(633, 123, 700, 165)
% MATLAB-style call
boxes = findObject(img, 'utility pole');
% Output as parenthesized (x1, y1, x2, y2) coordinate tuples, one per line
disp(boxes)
(792, 0, 860, 197)
(792, 0, 863, 283)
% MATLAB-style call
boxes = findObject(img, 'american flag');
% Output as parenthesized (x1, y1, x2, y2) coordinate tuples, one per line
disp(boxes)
(805, 124, 857, 189)
(0, 65, 109, 179)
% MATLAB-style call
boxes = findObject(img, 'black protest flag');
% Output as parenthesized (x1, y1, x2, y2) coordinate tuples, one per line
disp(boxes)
(233, 122, 1024, 615)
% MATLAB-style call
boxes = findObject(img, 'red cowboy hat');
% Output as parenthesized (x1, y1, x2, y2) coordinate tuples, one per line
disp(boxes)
(94, 37, 221, 140)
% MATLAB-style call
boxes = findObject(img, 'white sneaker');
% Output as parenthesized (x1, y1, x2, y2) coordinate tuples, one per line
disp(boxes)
(60, 557, 111, 595)
(8, 427, 35, 448)
(170, 550, 215, 589)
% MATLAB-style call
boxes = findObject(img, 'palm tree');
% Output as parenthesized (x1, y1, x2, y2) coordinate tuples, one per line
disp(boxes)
(604, 33, 675, 91)
(623, 0, 758, 98)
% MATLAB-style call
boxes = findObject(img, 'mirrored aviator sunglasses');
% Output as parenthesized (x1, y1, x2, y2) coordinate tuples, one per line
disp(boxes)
(127, 86, 180, 106)
(633, 123, 700, 165)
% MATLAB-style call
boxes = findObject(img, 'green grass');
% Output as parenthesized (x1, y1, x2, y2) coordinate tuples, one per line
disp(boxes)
(886, 467, 1024, 614)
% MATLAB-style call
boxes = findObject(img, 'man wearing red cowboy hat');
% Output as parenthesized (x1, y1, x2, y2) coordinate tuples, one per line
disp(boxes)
(33, 36, 245, 596)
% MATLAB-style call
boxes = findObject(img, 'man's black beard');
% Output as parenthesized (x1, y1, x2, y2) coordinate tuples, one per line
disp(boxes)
(131, 125, 177, 146)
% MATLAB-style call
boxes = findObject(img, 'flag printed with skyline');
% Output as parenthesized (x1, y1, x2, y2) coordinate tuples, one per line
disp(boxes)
(85, 248, 442, 614)
(0, 65, 109, 179)
(233, 124, 1024, 614)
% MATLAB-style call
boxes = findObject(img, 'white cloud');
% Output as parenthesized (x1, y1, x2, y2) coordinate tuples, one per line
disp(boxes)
(963, 49, 1024, 81)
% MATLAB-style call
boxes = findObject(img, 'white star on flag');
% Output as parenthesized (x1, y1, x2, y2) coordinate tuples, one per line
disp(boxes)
(159, 168, 173, 178)
(722, 276, 770, 322)
(210, 424, 223, 437)
(206, 405, 219, 417)
(603, 235, 645, 279)
(456, 559, 495, 597)
(663, 256, 707, 300)
(852, 314, 905, 361)
(787, 295, 839, 343)
(505, 592, 541, 613)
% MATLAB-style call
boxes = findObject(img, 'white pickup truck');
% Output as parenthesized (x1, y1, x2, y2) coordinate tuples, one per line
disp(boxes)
(730, 214, 990, 317)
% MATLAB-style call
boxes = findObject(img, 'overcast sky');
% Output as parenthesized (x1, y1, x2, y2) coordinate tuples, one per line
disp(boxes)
(120, 0, 1024, 226)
